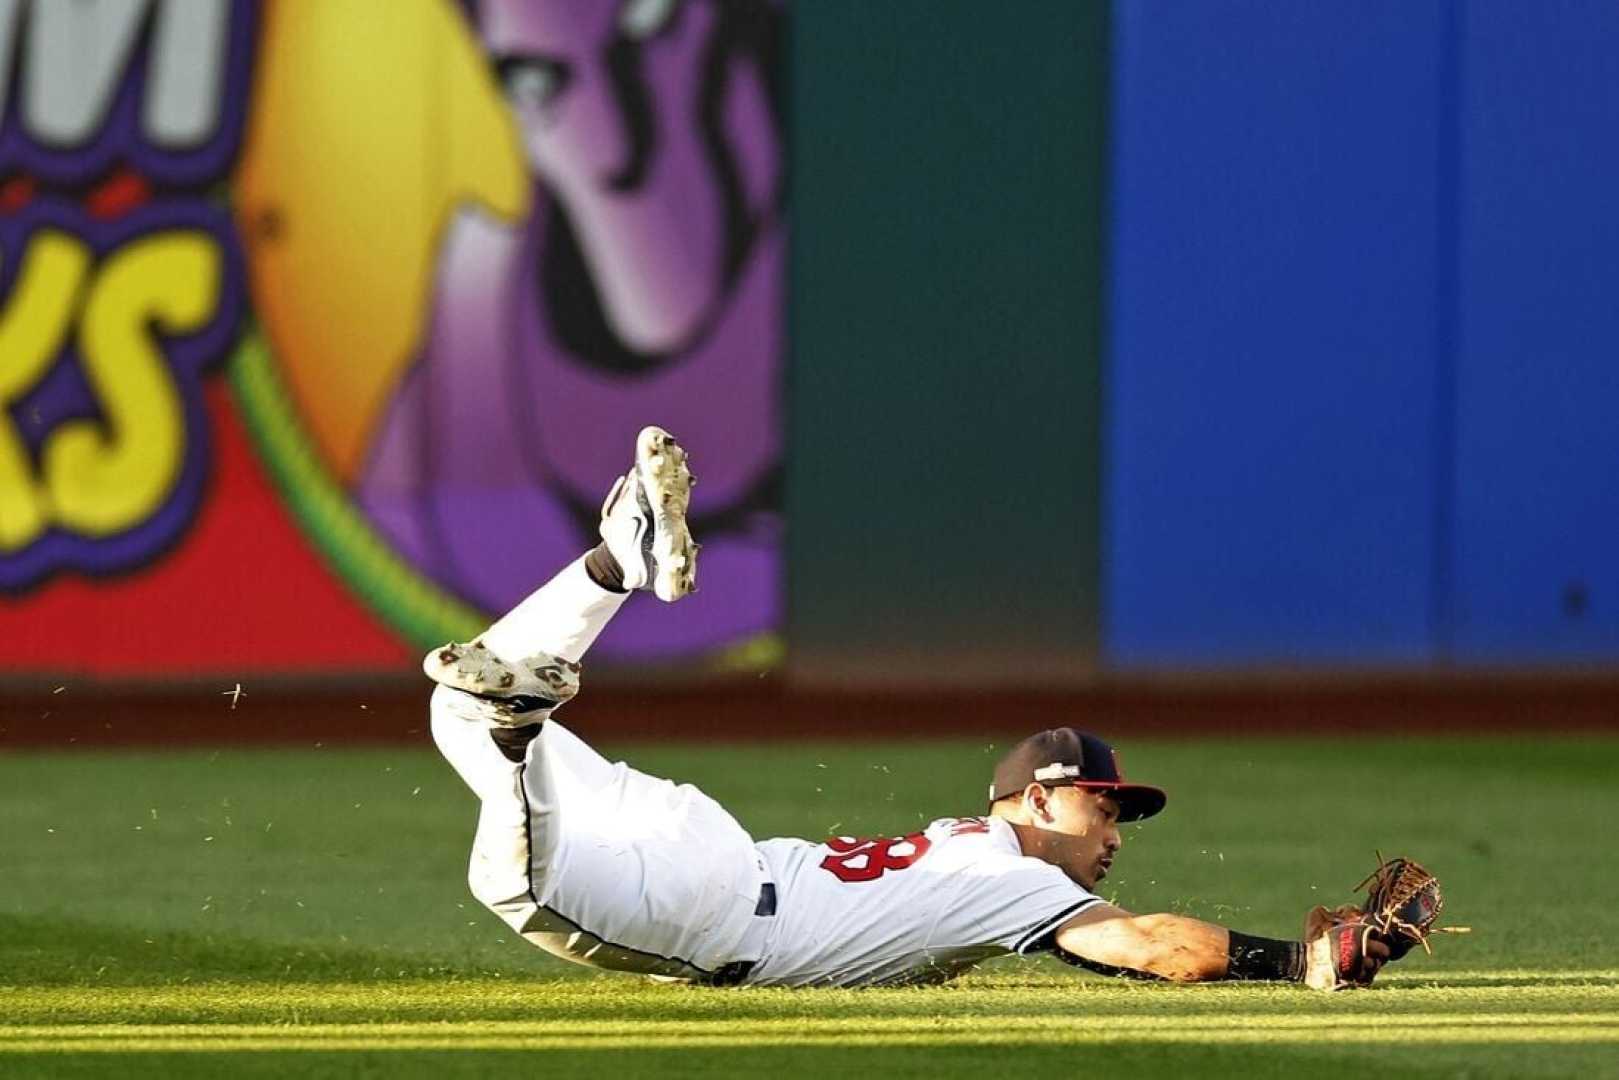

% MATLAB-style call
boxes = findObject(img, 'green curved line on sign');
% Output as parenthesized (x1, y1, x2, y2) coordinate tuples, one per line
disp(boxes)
(225, 326, 782, 671)
(226, 327, 485, 651)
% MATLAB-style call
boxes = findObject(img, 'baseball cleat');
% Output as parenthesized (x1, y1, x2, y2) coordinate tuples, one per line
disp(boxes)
(423, 640, 580, 724)
(600, 425, 699, 602)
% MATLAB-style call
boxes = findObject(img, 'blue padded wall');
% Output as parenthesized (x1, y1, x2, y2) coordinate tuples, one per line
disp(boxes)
(1104, 2, 1446, 667)
(1451, 0, 1619, 662)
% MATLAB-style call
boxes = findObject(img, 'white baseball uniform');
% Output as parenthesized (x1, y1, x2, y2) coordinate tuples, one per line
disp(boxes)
(431, 557, 1102, 987)
(746, 815, 1101, 986)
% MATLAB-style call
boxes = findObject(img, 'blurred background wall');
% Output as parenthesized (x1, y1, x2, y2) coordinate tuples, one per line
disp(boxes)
(794, 0, 1619, 682)
(3, 0, 1618, 705)
(788, 0, 1108, 684)
(1, 0, 787, 680)
(1104, 0, 1619, 672)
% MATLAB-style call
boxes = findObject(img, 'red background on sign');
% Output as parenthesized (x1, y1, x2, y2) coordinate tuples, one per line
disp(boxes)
(0, 382, 411, 677)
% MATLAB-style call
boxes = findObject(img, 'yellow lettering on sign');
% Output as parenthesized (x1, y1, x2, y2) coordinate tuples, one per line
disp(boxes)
(44, 233, 219, 538)
(0, 231, 90, 551)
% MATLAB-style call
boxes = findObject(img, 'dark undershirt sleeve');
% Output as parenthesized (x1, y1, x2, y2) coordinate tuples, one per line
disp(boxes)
(1051, 942, 1166, 980)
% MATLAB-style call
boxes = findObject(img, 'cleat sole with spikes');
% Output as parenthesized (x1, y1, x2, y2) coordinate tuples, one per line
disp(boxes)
(634, 425, 700, 602)
(422, 641, 580, 725)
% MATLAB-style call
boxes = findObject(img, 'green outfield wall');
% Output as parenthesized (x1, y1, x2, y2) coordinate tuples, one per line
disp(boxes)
(787, 1, 1110, 684)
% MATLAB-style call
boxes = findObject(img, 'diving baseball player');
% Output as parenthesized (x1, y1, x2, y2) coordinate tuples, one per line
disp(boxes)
(427, 427, 1395, 990)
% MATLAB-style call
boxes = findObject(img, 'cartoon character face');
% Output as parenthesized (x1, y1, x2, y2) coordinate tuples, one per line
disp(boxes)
(235, 0, 786, 661)
(475, 0, 782, 362)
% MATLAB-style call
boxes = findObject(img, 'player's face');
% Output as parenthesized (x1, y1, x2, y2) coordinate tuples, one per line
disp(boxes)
(1043, 788, 1123, 889)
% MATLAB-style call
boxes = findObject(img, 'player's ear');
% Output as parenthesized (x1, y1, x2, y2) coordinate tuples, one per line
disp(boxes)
(1023, 783, 1053, 824)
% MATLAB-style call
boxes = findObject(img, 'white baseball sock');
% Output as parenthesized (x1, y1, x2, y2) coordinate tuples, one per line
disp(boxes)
(478, 554, 630, 665)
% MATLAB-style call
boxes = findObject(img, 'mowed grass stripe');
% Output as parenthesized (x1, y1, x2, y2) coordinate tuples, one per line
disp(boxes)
(1381, 970, 1619, 982)
(4, 976, 1616, 1024)
(7, 1014, 1619, 1038)
(3, 1015, 1618, 1054)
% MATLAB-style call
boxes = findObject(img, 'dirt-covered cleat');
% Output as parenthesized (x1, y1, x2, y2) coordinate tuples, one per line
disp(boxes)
(599, 425, 699, 602)
(423, 640, 581, 724)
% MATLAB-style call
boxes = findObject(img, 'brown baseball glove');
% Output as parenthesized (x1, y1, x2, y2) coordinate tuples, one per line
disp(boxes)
(1301, 855, 1467, 990)
(1355, 855, 1466, 960)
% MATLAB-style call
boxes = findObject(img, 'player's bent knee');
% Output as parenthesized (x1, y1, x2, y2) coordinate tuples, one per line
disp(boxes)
(467, 862, 536, 931)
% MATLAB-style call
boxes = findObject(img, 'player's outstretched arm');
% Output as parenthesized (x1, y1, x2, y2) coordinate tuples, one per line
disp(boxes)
(1052, 904, 1390, 988)
(1052, 904, 1232, 982)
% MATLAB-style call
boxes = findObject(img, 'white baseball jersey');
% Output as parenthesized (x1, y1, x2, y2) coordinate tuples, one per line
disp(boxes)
(744, 815, 1102, 987)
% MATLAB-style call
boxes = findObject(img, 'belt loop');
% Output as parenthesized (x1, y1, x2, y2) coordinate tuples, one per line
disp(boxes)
(754, 882, 777, 917)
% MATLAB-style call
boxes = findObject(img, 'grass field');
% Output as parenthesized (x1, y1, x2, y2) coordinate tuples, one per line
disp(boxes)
(3, 732, 1617, 1077)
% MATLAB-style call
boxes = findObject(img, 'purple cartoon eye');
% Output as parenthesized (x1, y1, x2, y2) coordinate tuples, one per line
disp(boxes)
(619, 0, 681, 41)
(496, 54, 571, 111)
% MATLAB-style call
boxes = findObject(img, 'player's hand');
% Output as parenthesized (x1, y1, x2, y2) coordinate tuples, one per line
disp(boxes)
(1360, 929, 1393, 979)
(1302, 905, 1390, 991)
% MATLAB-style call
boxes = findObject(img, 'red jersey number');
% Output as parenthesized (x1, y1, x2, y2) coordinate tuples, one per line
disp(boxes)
(819, 832, 934, 883)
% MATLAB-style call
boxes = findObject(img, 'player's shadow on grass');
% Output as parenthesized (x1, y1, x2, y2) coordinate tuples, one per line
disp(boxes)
(0, 913, 474, 987)
(10, 913, 1612, 995)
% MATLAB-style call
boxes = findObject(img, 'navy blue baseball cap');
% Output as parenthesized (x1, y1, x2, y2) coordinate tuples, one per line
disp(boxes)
(988, 728, 1167, 822)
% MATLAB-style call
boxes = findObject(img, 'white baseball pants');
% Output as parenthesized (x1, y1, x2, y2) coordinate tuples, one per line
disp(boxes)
(429, 557, 772, 981)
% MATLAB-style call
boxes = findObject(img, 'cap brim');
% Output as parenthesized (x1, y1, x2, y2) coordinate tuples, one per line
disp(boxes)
(1076, 782, 1167, 822)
